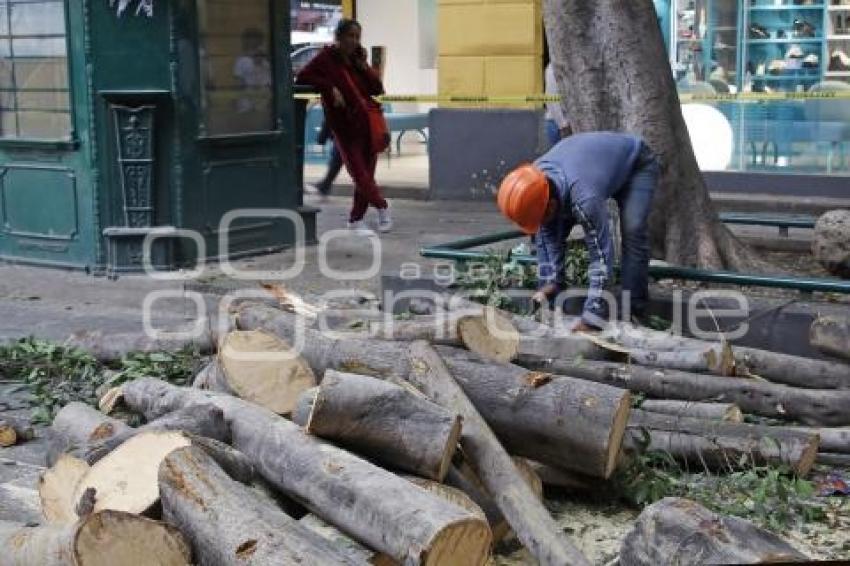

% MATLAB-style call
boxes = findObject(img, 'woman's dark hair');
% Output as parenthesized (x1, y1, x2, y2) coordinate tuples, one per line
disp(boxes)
(335, 18, 362, 40)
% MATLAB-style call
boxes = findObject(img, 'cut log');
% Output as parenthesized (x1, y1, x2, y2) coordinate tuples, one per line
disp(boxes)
(732, 345, 850, 389)
(160, 446, 365, 565)
(620, 497, 807, 566)
(436, 346, 630, 479)
(406, 341, 591, 566)
(238, 304, 631, 479)
(215, 330, 317, 415)
(83, 403, 230, 465)
(626, 409, 819, 476)
(640, 400, 743, 422)
(0, 416, 34, 447)
(47, 402, 132, 467)
(304, 371, 461, 481)
(39, 454, 91, 524)
(120, 378, 493, 566)
(0, 510, 191, 566)
(299, 514, 396, 566)
(810, 316, 850, 362)
(0, 422, 15, 447)
(790, 427, 850, 453)
(73, 430, 254, 516)
(64, 328, 211, 361)
(817, 452, 850, 468)
(523, 357, 850, 426)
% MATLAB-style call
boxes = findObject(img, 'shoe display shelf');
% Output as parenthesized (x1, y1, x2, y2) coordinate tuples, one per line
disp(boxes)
(826, 2, 850, 82)
(744, 1, 827, 92)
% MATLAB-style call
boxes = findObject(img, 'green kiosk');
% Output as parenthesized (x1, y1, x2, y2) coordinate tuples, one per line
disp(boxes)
(0, 0, 315, 275)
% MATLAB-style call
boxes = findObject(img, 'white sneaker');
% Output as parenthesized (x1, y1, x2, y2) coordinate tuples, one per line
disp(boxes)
(377, 202, 393, 233)
(347, 219, 375, 235)
(304, 184, 319, 195)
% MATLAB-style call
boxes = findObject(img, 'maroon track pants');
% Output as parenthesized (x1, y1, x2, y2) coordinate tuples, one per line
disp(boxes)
(337, 136, 388, 223)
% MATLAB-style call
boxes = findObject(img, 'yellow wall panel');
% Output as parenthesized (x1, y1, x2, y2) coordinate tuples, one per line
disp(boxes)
(437, 0, 543, 103)
(439, 3, 539, 57)
(484, 56, 541, 96)
(438, 56, 486, 95)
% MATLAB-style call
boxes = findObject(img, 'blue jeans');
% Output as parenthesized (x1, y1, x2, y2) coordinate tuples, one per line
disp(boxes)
(545, 119, 561, 149)
(615, 143, 658, 317)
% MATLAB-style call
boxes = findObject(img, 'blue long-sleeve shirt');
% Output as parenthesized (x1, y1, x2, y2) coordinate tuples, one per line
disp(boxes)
(534, 132, 644, 326)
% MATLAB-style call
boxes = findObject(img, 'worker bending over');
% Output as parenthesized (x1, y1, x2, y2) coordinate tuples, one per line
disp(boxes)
(497, 132, 659, 331)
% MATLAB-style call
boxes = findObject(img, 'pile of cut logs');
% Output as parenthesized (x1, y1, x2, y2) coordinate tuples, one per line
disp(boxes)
(5, 294, 850, 565)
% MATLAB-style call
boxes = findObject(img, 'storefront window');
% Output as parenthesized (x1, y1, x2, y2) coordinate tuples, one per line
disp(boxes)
(290, 1, 340, 75)
(0, 0, 71, 140)
(198, 0, 274, 135)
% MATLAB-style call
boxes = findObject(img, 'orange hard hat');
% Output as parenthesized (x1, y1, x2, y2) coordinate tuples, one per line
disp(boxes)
(497, 164, 550, 235)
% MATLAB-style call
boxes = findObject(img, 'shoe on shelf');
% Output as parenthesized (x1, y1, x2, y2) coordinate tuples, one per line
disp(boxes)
(793, 19, 816, 38)
(830, 49, 850, 71)
(377, 202, 393, 233)
(346, 219, 376, 236)
(768, 59, 787, 75)
(802, 53, 820, 68)
(749, 23, 770, 39)
(786, 44, 804, 59)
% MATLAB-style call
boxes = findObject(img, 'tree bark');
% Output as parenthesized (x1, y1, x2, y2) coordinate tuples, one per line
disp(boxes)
(626, 410, 819, 476)
(731, 346, 850, 389)
(437, 346, 631, 479)
(523, 461, 595, 492)
(640, 400, 743, 422)
(159, 445, 365, 565)
(523, 357, 850, 426)
(82, 403, 230, 465)
(298, 514, 396, 566)
(620, 497, 807, 566)
(119, 378, 493, 566)
(47, 402, 133, 467)
(790, 427, 850, 454)
(406, 341, 591, 566)
(0, 510, 191, 566)
(64, 328, 212, 361)
(543, 0, 764, 270)
(301, 371, 461, 481)
(238, 305, 631, 479)
(810, 316, 850, 362)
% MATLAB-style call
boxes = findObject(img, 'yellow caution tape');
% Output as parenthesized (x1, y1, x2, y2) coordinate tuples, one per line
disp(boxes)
(294, 91, 850, 103)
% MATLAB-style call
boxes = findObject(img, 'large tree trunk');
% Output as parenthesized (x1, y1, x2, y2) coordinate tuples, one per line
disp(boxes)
(620, 498, 807, 566)
(159, 446, 365, 565)
(0, 511, 191, 566)
(543, 0, 763, 270)
(627, 410, 819, 476)
(39, 454, 91, 524)
(524, 357, 850, 426)
(119, 379, 493, 566)
(298, 371, 462, 481)
(407, 342, 591, 566)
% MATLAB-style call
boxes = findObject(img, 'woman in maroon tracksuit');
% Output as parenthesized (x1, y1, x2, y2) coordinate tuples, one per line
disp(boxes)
(296, 19, 392, 233)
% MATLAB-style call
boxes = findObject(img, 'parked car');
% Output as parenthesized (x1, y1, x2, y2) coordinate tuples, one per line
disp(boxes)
(290, 44, 324, 76)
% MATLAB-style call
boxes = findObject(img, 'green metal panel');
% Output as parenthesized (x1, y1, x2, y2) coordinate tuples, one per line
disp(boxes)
(0, 0, 305, 273)
(0, 0, 96, 270)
